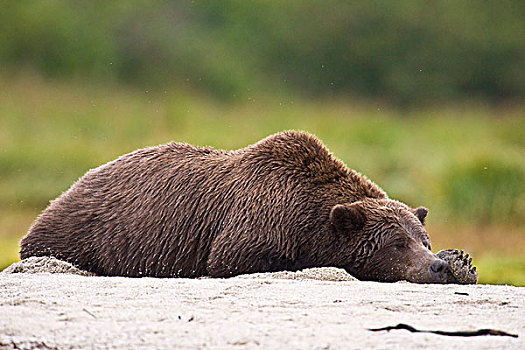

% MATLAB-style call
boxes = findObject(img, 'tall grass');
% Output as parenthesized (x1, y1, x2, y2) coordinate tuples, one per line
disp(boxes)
(1, 73, 524, 284)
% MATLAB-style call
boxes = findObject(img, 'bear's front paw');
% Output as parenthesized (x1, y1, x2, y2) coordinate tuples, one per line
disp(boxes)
(436, 249, 478, 284)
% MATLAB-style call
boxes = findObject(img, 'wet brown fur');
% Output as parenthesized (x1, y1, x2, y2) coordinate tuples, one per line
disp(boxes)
(20, 131, 438, 281)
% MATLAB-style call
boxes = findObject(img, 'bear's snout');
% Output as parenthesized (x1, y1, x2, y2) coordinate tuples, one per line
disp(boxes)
(429, 259, 449, 283)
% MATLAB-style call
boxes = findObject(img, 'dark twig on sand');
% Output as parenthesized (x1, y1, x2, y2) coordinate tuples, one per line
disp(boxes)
(370, 323, 518, 338)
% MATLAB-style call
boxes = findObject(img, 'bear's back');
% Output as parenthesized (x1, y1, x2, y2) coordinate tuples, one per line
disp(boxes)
(21, 131, 386, 277)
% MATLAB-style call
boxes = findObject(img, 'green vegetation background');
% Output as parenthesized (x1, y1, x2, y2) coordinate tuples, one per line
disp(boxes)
(0, 1, 524, 285)
(2, 1, 524, 105)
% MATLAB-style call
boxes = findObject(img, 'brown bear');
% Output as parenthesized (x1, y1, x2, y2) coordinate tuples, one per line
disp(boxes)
(20, 131, 449, 283)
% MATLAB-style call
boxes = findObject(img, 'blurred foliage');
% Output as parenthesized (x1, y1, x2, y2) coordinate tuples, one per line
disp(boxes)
(445, 157, 525, 224)
(475, 255, 525, 286)
(1, 1, 524, 106)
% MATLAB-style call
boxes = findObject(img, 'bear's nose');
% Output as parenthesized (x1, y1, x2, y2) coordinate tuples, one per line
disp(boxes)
(430, 259, 449, 283)
(430, 259, 448, 273)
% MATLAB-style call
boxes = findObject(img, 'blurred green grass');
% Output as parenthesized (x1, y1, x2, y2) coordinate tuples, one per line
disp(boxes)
(476, 256, 525, 286)
(1, 73, 524, 285)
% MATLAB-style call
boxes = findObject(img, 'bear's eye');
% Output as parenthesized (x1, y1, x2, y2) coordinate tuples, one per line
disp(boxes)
(387, 236, 410, 248)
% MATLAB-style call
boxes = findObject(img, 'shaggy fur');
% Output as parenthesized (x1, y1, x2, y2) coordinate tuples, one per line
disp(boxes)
(20, 131, 446, 282)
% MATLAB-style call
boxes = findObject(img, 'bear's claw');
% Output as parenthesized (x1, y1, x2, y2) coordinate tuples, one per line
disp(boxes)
(436, 249, 478, 284)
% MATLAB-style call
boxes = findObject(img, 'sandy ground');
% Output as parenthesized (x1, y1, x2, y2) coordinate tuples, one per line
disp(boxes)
(0, 258, 523, 350)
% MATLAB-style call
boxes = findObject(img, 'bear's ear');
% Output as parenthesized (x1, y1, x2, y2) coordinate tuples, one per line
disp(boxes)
(330, 203, 365, 233)
(413, 206, 428, 224)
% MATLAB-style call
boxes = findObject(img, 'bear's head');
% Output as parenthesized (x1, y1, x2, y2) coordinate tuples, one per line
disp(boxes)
(330, 198, 448, 283)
